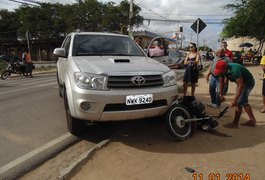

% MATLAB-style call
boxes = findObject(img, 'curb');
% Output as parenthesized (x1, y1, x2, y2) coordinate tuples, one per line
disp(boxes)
(0, 133, 80, 180)
(58, 139, 110, 179)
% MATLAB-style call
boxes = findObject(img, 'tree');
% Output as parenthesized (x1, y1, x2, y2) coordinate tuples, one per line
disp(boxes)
(0, 10, 20, 43)
(222, 0, 265, 54)
(0, 0, 144, 59)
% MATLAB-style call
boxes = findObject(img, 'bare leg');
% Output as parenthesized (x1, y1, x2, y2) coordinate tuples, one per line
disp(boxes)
(243, 104, 256, 123)
(223, 106, 241, 128)
(191, 83, 196, 97)
(183, 82, 188, 96)
(233, 106, 242, 125)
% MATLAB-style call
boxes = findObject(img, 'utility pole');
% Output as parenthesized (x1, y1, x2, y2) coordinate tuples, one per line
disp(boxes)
(128, 0, 133, 38)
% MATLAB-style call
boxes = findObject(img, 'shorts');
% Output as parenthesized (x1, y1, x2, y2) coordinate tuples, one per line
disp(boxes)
(237, 83, 255, 107)
(262, 79, 265, 96)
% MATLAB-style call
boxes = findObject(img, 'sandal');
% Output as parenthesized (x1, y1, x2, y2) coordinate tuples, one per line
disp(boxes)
(223, 122, 239, 129)
(240, 120, 256, 127)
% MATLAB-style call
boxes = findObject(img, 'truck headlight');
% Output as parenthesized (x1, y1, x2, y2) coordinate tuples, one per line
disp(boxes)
(162, 70, 177, 87)
(74, 72, 108, 90)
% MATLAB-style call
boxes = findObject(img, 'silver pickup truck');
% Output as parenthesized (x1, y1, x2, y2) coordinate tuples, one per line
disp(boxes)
(53, 31, 178, 135)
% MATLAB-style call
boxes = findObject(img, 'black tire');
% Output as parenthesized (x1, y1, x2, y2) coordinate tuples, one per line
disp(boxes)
(64, 90, 84, 136)
(165, 104, 196, 141)
(57, 73, 63, 97)
(1, 70, 11, 80)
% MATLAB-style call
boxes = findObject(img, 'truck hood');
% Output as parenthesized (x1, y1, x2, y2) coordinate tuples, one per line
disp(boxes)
(72, 56, 170, 75)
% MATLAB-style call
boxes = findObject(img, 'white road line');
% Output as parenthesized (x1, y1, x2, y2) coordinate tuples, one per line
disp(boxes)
(0, 82, 57, 94)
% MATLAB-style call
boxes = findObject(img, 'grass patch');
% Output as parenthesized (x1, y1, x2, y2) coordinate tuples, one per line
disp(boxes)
(0, 61, 8, 73)
(35, 65, 56, 72)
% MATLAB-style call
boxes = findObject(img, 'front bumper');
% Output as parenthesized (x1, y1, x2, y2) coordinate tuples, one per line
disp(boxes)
(69, 85, 178, 121)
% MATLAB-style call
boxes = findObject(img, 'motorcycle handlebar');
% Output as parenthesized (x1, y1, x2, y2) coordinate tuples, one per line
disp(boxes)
(217, 106, 229, 119)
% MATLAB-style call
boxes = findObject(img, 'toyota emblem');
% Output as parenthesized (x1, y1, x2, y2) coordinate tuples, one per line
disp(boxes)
(131, 76, 145, 86)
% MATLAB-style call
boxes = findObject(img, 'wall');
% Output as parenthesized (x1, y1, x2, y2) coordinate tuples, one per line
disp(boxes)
(227, 37, 265, 55)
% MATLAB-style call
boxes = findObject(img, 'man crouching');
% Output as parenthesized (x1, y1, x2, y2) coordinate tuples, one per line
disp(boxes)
(214, 60, 256, 128)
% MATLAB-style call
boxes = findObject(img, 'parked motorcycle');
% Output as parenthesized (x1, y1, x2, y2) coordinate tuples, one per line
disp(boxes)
(1, 60, 26, 80)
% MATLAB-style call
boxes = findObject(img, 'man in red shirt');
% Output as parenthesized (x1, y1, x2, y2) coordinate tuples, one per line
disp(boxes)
(221, 41, 233, 62)
(221, 41, 233, 95)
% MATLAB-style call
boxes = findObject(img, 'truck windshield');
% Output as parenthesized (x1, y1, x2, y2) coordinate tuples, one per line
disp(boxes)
(72, 35, 145, 57)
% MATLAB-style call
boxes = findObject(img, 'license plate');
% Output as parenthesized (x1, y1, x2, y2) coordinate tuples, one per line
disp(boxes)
(126, 94, 153, 105)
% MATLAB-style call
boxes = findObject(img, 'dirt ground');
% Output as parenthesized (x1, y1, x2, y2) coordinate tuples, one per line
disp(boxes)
(21, 64, 265, 180)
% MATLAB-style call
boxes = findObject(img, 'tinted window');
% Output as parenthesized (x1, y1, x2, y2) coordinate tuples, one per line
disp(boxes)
(169, 51, 181, 59)
(72, 35, 145, 56)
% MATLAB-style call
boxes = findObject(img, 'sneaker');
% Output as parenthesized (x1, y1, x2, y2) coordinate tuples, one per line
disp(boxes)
(207, 103, 219, 108)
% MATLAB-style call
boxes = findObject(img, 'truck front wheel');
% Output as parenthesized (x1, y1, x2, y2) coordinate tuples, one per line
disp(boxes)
(64, 90, 84, 136)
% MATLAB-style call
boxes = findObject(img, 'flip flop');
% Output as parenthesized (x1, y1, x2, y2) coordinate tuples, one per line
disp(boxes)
(223, 122, 239, 129)
(240, 120, 256, 127)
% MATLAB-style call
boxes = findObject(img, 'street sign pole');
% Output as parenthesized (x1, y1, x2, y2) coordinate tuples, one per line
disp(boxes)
(196, 19, 199, 47)
(190, 18, 206, 47)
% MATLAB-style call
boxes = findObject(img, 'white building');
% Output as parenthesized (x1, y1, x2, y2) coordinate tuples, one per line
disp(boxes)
(226, 37, 265, 55)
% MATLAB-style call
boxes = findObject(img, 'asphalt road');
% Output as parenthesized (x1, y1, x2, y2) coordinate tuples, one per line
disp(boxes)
(0, 73, 68, 167)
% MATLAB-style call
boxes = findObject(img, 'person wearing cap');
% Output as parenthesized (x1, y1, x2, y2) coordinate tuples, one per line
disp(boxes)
(260, 56, 265, 113)
(206, 47, 231, 108)
(214, 60, 256, 128)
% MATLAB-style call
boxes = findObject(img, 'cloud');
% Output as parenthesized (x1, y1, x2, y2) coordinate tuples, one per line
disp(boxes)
(132, 0, 233, 49)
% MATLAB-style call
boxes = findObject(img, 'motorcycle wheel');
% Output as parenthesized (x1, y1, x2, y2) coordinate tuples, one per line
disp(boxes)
(1, 70, 11, 80)
(165, 104, 196, 141)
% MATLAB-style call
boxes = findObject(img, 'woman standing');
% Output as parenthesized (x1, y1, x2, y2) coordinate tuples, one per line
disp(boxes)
(183, 43, 200, 97)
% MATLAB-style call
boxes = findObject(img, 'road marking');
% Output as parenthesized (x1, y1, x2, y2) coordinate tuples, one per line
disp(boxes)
(0, 82, 57, 94)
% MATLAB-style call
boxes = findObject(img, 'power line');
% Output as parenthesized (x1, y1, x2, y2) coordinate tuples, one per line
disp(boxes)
(133, 0, 169, 20)
(9, 0, 40, 6)
(141, 12, 233, 17)
(144, 18, 224, 24)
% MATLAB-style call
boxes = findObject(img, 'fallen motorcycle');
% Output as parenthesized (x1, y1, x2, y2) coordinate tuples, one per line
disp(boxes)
(165, 96, 228, 141)
(1, 60, 26, 80)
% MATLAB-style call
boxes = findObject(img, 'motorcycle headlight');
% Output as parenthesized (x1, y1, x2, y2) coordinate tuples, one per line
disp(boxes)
(74, 72, 108, 90)
(162, 70, 177, 87)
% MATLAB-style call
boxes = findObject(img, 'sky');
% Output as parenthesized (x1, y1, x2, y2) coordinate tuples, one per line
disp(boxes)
(0, 0, 235, 49)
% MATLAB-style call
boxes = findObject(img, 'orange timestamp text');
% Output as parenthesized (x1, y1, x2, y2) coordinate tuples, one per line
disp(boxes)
(192, 173, 250, 180)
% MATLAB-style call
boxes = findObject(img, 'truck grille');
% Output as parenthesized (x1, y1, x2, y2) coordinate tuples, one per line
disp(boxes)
(103, 100, 167, 111)
(107, 75, 163, 88)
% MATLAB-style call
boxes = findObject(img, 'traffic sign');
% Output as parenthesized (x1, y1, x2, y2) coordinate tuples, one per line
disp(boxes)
(191, 18, 207, 34)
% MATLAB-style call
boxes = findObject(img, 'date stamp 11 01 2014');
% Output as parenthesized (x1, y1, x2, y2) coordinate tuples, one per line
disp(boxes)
(192, 173, 250, 180)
